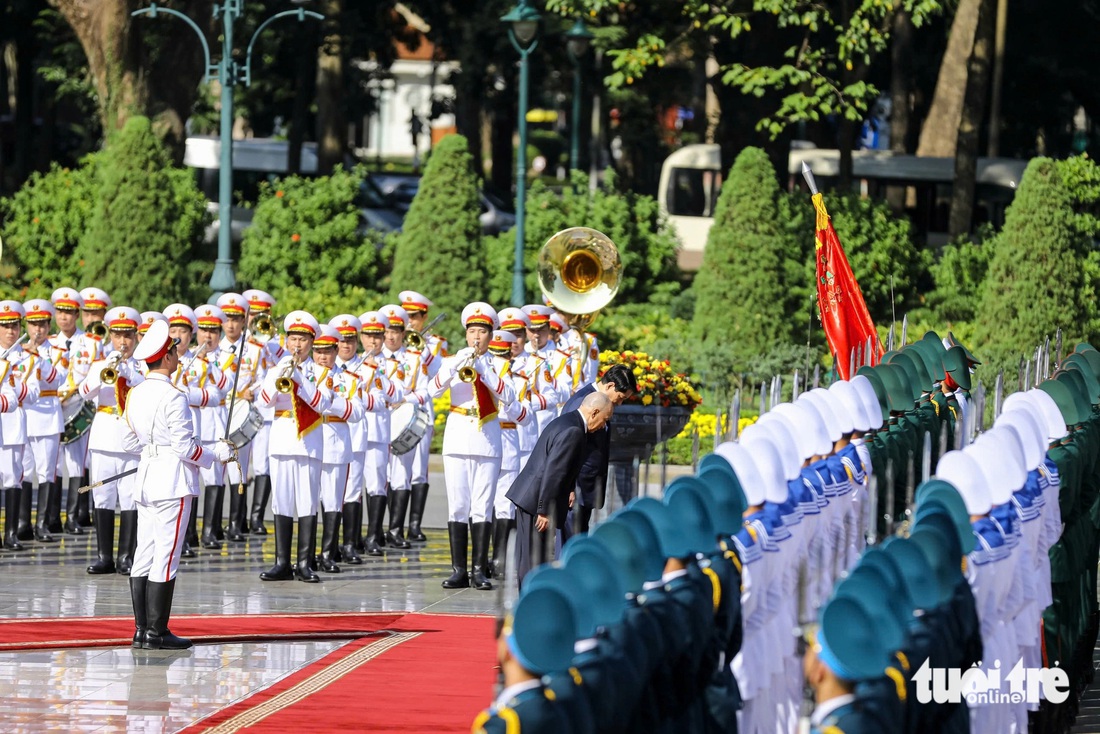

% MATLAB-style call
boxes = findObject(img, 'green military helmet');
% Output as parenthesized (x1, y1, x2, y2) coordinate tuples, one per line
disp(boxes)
(1065, 360, 1100, 404)
(662, 478, 718, 555)
(856, 365, 891, 422)
(507, 585, 581, 675)
(561, 540, 629, 635)
(908, 525, 963, 606)
(1038, 379, 1082, 426)
(591, 520, 651, 594)
(942, 345, 973, 391)
(881, 536, 943, 611)
(695, 462, 749, 536)
(1074, 342, 1098, 354)
(836, 560, 912, 630)
(815, 595, 903, 682)
(886, 351, 929, 397)
(613, 508, 667, 583)
(906, 342, 943, 387)
(913, 504, 965, 569)
(1055, 369, 1094, 409)
(1074, 347, 1100, 377)
(946, 331, 981, 366)
(914, 479, 977, 554)
(877, 363, 916, 413)
(921, 330, 948, 358)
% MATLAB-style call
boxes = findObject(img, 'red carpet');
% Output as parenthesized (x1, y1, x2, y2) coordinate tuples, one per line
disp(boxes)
(0, 611, 497, 733)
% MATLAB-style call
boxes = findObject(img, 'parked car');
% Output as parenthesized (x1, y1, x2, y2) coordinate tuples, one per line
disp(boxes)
(377, 174, 517, 236)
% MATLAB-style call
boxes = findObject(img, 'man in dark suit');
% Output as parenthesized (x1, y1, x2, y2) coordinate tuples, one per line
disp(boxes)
(560, 364, 638, 540)
(506, 391, 613, 586)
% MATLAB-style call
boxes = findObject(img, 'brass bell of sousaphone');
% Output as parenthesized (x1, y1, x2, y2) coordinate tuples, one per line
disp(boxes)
(537, 227, 622, 331)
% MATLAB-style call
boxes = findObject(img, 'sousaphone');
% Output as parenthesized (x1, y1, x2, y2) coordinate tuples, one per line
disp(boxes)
(537, 226, 622, 331)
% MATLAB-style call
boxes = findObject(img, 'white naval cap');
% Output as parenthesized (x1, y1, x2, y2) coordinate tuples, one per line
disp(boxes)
(133, 320, 174, 363)
(329, 314, 362, 338)
(771, 401, 831, 459)
(0, 300, 26, 323)
(23, 299, 54, 322)
(498, 307, 531, 332)
(358, 311, 385, 334)
(828, 380, 871, 433)
(314, 324, 341, 348)
(994, 407, 1046, 471)
(163, 304, 197, 331)
(194, 304, 226, 329)
(242, 289, 275, 313)
(398, 290, 433, 314)
(461, 302, 498, 330)
(800, 388, 847, 439)
(849, 374, 885, 430)
(1004, 390, 1066, 443)
(216, 292, 248, 318)
(972, 429, 1026, 500)
(380, 304, 410, 330)
(105, 306, 140, 332)
(283, 310, 320, 337)
(754, 411, 807, 480)
(138, 311, 167, 335)
(50, 287, 83, 312)
(79, 287, 111, 311)
(713, 441, 767, 507)
(740, 435, 790, 505)
(935, 450, 992, 516)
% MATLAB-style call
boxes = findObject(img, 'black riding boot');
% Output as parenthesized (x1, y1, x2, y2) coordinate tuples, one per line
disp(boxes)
(4, 488, 25, 550)
(34, 482, 57, 542)
(16, 481, 33, 541)
(470, 521, 493, 590)
(340, 502, 362, 564)
(408, 483, 430, 542)
(490, 518, 513, 579)
(226, 484, 246, 541)
(144, 578, 191, 650)
(200, 486, 221, 549)
(181, 507, 198, 558)
(86, 509, 116, 573)
(295, 515, 320, 583)
(46, 480, 63, 534)
(442, 521, 470, 589)
(250, 475, 271, 535)
(116, 509, 138, 575)
(260, 515, 294, 580)
(130, 576, 149, 648)
(64, 478, 84, 534)
(364, 495, 386, 556)
(76, 478, 91, 527)
(385, 489, 412, 549)
(212, 484, 226, 541)
(319, 511, 341, 573)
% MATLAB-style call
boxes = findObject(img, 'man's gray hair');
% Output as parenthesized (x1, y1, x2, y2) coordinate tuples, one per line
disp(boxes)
(580, 391, 612, 414)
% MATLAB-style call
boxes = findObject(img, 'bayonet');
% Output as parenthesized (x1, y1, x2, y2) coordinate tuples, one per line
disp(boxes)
(1056, 328, 1064, 367)
(901, 314, 908, 346)
(714, 411, 723, 451)
(1043, 335, 1051, 380)
(921, 431, 932, 483)
(731, 389, 741, 440)
(867, 474, 879, 546)
(792, 369, 801, 401)
(1017, 357, 1026, 393)
(848, 348, 856, 381)
(813, 364, 821, 389)
(866, 335, 874, 368)
(1024, 355, 1031, 391)
(904, 449, 916, 527)
(994, 369, 1004, 421)
(884, 458, 896, 538)
(691, 426, 701, 472)
(886, 323, 896, 352)
(758, 381, 766, 417)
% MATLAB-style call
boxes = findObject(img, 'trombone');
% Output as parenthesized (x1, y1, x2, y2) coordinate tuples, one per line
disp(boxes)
(404, 312, 447, 351)
(275, 355, 301, 393)
(100, 353, 123, 386)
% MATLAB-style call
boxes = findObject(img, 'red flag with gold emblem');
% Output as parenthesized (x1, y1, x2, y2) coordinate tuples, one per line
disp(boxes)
(290, 390, 322, 439)
(812, 192, 883, 379)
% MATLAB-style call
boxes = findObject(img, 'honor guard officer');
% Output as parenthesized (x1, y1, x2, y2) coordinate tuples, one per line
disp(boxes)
(398, 290, 446, 542)
(138, 312, 167, 339)
(191, 305, 231, 548)
(257, 311, 334, 583)
(0, 301, 42, 550)
(380, 303, 419, 548)
(49, 287, 90, 535)
(216, 292, 264, 539)
(521, 305, 568, 434)
(19, 299, 65, 542)
(79, 305, 144, 574)
(311, 325, 364, 573)
(428, 303, 516, 590)
(73, 287, 112, 527)
(330, 313, 368, 562)
(242, 288, 281, 534)
(356, 311, 404, 556)
(121, 320, 234, 650)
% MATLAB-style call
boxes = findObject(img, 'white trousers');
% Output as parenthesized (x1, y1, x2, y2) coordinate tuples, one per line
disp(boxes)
(495, 467, 518, 520)
(22, 435, 60, 486)
(131, 496, 192, 583)
(0, 445, 24, 488)
(364, 442, 388, 498)
(90, 450, 137, 511)
(320, 462, 349, 512)
(57, 432, 88, 480)
(226, 440, 251, 485)
(270, 455, 321, 518)
(409, 424, 432, 484)
(199, 441, 226, 486)
(442, 454, 500, 523)
(252, 422, 272, 475)
(389, 450, 413, 491)
(345, 448, 365, 503)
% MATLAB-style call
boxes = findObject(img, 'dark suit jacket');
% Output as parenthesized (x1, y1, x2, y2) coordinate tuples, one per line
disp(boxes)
(560, 384, 610, 508)
(506, 409, 587, 525)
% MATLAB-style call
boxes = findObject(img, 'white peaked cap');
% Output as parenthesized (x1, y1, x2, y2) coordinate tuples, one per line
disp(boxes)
(1006, 390, 1067, 444)
(935, 450, 992, 516)
(744, 419, 801, 481)
(849, 374, 885, 430)
(963, 439, 1014, 505)
(994, 409, 1046, 471)
(772, 401, 832, 458)
(828, 380, 870, 432)
(714, 442, 767, 507)
(133, 320, 173, 363)
(740, 435, 790, 504)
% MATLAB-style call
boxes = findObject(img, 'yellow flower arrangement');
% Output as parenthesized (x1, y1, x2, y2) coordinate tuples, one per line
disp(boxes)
(599, 350, 703, 409)
(674, 411, 757, 440)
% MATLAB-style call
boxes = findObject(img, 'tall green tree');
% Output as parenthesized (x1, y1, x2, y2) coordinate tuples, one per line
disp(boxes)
(76, 116, 209, 308)
(975, 157, 1097, 372)
(389, 134, 486, 343)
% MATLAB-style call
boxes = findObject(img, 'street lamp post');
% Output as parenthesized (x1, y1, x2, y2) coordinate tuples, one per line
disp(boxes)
(501, 0, 541, 307)
(132, 1, 323, 300)
(565, 18, 593, 173)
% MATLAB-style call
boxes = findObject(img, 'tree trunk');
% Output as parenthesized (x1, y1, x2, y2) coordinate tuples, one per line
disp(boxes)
(887, 9, 915, 211)
(50, 0, 209, 159)
(315, 0, 345, 175)
(917, 0, 981, 157)
(287, 30, 316, 175)
(948, 0, 996, 241)
(489, 96, 515, 197)
(13, 35, 36, 186)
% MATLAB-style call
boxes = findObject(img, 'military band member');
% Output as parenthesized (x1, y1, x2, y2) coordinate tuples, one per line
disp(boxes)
(521, 305, 568, 434)
(357, 311, 404, 556)
(79, 306, 144, 573)
(192, 304, 231, 548)
(121, 320, 234, 650)
(380, 303, 418, 548)
(399, 290, 446, 542)
(72, 287, 113, 528)
(138, 312, 167, 339)
(0, 301, 42, 550)
(428, 303, 516, 590)
(330, 314, 365, 562)
(19, 299, 65, 542)
(243, 288, 281, 535)
(257, 311, 333, 583)
(49, 287, 89, 535)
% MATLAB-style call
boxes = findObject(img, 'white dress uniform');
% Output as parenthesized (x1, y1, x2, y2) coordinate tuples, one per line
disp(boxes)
(398, 291, 446, 488)
(490, 333, 535, 523)
(0, 301, 43, 551)
(18, 317, 65, 542)
(49, 288, 92, 490)
(521, 305, 569, 434)
(242, 289, 281, 486)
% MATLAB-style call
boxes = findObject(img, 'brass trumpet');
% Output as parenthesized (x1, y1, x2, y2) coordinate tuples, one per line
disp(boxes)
(457, 354, 479, 383)
(100, 353, 123, 385)
(275, 356, 300, 393)
(88, 322, 108, 340)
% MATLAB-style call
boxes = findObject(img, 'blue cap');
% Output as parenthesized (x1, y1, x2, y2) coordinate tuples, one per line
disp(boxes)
(563, 542, 628, 637)
(881, 536, 942, 611)
(696, 462, 748, 535)
(613, 508, 667, 582)
(591, 519, 650, 593)
(816, 595, 899, 681)
(663, 478, 717, 555)
(909, 525, 963, 606)
(914, 503, 964, 565)
(842, 555, 913, 624)
(630, 497, 690, 559)
(506, 585, 579, 675)
(915, 479, 976, 554)
(523, 564, 590, 639)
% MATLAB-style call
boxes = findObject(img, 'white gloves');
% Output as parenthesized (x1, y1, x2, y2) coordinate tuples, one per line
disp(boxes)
(213, 440, 234, 463)
(454, 347, 476, 362)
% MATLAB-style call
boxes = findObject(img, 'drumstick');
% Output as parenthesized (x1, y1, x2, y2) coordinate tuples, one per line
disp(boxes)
(222, 332, 247, 494)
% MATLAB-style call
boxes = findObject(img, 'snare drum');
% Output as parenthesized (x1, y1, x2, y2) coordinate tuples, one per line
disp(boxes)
(390, 403, 430, 456)
(61, 397, 95, 444)
(227, 401, 263, 449)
